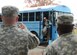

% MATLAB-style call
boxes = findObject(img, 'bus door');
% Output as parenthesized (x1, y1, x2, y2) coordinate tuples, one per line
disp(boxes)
(50, 11, 58, 41)
(47, 11, 58, 45)
(42, 11, 51, 42)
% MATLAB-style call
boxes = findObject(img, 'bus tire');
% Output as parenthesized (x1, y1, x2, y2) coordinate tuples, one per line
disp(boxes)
(31, 31, 38, 38)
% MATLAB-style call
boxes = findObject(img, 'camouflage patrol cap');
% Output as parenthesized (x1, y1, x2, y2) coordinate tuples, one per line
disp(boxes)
(1, 6, 19, 17)
(57, 14, 73, 25)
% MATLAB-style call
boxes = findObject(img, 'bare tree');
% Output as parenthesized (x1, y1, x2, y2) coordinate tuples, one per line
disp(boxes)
(24, 0, 59, 7)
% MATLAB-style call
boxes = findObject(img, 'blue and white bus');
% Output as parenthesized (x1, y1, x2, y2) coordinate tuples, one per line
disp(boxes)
(0, 5, 72, 44)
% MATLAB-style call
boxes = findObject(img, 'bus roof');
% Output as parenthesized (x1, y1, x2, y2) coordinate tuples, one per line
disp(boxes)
(19, 5, 71, 13)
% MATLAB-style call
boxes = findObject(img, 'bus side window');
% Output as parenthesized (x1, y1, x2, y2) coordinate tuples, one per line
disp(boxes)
(36, 12, 41, 21)
(18, 13, 22, 21)
(0, 15, 2, 22)
(23, 13, 28, 21)
(29, 13, 34, 21)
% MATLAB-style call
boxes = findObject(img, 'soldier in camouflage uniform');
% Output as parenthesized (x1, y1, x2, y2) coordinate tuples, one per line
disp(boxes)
(0, 6, 40, 55)
(44, 14, 77, 55)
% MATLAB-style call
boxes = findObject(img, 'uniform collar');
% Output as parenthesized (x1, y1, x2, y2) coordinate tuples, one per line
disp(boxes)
(1, 24, 17, 30)
(60, 32, 73, 37)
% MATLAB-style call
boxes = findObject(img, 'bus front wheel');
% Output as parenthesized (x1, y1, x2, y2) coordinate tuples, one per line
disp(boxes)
(31, 31, 38, 38)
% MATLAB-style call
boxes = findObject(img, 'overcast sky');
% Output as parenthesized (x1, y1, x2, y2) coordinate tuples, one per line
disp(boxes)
(57, 0, 77, 23)
(0, 0, 77, 23)
(0, 0, 25, 11)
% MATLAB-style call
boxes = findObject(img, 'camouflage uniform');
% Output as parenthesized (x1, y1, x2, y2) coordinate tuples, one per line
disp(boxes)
(0, 24, 40, 55)
(44, 32, 77, 55)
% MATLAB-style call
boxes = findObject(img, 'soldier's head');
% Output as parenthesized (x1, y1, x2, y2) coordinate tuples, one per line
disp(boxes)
(1, 6, 19, 26)
(57, 14, 74, 35)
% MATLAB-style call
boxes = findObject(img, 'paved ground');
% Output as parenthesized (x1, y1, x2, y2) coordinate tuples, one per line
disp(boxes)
(28, 46, 46, 55)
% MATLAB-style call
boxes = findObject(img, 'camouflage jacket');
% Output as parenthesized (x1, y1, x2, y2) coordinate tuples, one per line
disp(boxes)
(44, 32, 77, 55)
(0, 24, 40, 55)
